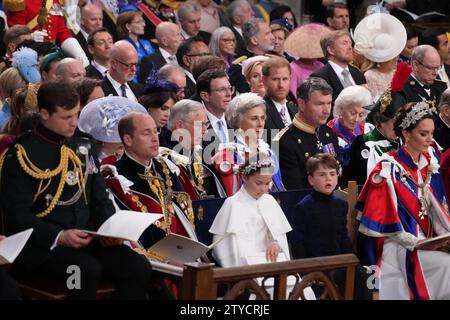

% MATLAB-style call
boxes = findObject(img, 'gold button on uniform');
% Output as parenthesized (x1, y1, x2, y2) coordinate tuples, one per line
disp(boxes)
(304, 152, 309, 157)
(297, 139, 302, 144)
(326, 133, 330, 137)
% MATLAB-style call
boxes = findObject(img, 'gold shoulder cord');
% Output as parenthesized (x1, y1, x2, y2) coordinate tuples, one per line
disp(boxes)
(15, 144, 87, 218)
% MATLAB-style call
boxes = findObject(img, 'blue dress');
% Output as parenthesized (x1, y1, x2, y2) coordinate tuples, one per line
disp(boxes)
(125, 36, 155, 83)
(0, 100, 11, 131)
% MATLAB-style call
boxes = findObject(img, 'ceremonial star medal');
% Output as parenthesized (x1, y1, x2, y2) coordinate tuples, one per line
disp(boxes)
(66, 170, 78, 186)
(78, 146, 88, 156)
(316, 140, 323, 150)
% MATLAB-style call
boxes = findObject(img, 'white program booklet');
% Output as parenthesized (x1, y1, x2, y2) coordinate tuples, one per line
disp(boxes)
(82, 210, 163, 242)
(147, 233, 230, 263)
(0, 228, 33, 265)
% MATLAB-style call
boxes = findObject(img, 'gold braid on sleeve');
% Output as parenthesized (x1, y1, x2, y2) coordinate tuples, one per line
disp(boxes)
(15, 144, 87, 218)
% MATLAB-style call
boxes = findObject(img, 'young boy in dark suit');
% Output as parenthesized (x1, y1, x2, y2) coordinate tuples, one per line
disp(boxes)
(290, 153, 371, 300)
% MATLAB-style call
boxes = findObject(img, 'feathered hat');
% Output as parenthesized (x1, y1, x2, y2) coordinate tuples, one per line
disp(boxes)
(12, 47, 41, 84)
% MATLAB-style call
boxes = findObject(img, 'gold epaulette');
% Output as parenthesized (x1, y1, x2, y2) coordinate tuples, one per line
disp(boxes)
(232, 56, 247, 65)
(160, 0, 182, 10)
(3, 0, 25, 12)
(272, 126, 290, 142)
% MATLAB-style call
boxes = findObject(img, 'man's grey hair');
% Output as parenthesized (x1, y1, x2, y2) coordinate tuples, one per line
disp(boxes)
(55, 57, 80, 76)
(225, 92, 266, 129)
(168, 99, 204, 131)
(209, 27, 234, 57)
(243, 18, 264, 47)
(297, 77, 333, 102)
(159, 64, 185, 81)
(439, 88, 450, 112)
(411, 44, 434, 63)
(333, 85, 372, 118)
(227, 0, 248, 23)
(178, 1, 201, 21)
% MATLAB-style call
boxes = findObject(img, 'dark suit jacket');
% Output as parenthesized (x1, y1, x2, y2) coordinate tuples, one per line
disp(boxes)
(137, 49, 167, 84)
(264, 95, 297, 133)
(74, 31, 92, 61)
(101, 76, 144, 99)
(197, 30, 212, 45)
(230, 26, 248, 58)
(405, 0, 450, 15)
(434, 115, 450, 151)
(264, 96, 297, 145)
(85, 64, 104, 80)
(439, 64, 450, 83)
(182, 30, 212, 45)
(184, 73, 197, 100)
(310, 63, 367, 103)
(393, 75, 448, 106)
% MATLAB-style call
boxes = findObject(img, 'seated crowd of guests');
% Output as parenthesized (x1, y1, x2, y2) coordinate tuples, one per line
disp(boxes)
(0, 0, 450, 301)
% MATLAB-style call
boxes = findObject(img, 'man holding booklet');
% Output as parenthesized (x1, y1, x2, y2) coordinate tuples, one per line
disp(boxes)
(0, 82, 153, 300)
(0, 234, 21, 300)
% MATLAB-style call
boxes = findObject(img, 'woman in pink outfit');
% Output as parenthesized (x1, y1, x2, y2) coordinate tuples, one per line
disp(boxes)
(284, 23, 331, 97)
(290, 59, 324, 98)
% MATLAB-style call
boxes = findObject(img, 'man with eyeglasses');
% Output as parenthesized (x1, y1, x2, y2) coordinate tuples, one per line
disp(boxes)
(393, 45, 448, 106)
(197, 69, 233, 162)
(175, 36, 211, 99)
(419, 28, 450, 87)
(102, 40, 144, 102)
(85, 28, 113, 80)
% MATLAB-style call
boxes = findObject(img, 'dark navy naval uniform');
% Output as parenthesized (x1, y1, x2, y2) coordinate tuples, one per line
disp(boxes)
(275, 115, 340, 190)
(393, 75, 448, 107)
(0, 124, 152, 299)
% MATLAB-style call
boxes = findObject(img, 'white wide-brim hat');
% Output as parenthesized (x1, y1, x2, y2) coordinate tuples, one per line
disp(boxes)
(78, 96, 147, 143)
(352, 13, 407, 63)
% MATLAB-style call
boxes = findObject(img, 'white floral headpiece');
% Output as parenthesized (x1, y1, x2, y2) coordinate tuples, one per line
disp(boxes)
(239, 157, 275, 176)
(399, 101, 435, 129)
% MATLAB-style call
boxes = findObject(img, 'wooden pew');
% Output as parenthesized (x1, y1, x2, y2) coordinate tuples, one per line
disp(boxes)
(151, 254, 360, 300)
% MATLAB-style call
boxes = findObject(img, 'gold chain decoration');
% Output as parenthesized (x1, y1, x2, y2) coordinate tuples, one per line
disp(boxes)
(191, 162, 205, 194)
(174, 192, 195, 227)
(15, 143, 87, 218)
(147, 176, 172, 231)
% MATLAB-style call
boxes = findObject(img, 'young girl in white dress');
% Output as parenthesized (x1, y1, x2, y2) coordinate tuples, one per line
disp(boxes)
(210, 153, 315, 299)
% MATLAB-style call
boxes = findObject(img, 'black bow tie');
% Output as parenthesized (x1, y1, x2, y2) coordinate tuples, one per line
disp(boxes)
(423, 85, 430, 90)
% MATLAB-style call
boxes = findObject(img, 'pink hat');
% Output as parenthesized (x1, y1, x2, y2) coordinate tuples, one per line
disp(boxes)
(284, 23, 332, 59)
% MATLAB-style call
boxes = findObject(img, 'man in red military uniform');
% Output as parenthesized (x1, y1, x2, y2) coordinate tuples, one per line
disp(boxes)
(4, 0, 89, 66)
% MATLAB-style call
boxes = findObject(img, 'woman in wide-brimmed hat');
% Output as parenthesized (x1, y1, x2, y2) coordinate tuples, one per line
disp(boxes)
(353, 13, 407, 101)
(284, 23, 331, 97)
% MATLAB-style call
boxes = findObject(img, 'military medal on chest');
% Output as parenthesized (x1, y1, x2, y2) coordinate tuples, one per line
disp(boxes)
(65, 170, 78, 186)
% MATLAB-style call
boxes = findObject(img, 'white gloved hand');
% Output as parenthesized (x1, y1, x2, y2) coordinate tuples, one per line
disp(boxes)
(31, 29, 48, 42)
(60, 37, 90, 67)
